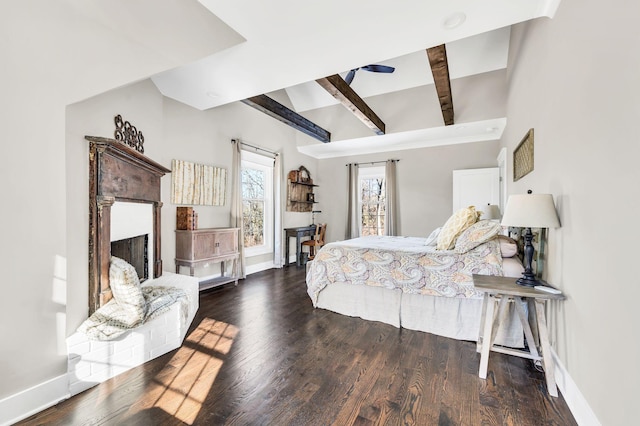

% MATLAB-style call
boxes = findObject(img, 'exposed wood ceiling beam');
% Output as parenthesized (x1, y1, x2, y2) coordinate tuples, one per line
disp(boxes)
(426, 44, 454, 125)
(316, 74, 385, 135)
(241, 95, 331, 143)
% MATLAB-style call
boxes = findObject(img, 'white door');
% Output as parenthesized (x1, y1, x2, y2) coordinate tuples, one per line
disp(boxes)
(452, 168, 500, 213)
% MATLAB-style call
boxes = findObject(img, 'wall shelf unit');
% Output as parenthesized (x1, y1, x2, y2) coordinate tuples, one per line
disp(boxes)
(287, 166, 318, 212)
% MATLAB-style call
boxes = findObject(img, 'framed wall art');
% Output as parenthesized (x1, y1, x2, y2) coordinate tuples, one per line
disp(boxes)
(513, 128, 534, 181)
(171, 159, 227, 206)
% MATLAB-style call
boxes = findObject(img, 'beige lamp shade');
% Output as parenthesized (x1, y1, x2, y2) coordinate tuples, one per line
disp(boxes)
(480, 204, 502, 220)
(501, 194, 560, 228)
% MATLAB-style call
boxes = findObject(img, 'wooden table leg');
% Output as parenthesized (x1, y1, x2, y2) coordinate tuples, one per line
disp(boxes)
(477, 293, 489, 353)
(479, 294, 497, 379)
(285, 232, 291, 266)
(535, 299, 558, 397)
(296, 233, 303, 267)
(515, 297, 540, 360)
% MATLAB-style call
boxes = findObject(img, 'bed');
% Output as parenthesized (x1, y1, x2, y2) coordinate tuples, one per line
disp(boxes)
(306, 216, 525, 347)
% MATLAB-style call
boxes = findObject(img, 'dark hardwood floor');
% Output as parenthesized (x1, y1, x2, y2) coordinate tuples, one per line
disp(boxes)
(19, 267, 576, 425)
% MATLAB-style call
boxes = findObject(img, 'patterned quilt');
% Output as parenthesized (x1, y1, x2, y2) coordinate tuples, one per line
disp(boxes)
(306, 236, 503, 306)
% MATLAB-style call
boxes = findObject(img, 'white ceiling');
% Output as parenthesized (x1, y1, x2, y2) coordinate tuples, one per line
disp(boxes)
(285, 27, 511, 113)
(150, 0, 561, 157)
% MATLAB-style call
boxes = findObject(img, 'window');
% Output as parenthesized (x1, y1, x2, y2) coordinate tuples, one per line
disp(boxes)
(359, 166, 386, 236)
(241, 151, 274, 256)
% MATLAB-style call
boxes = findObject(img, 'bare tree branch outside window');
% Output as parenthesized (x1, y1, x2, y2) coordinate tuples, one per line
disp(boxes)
(360, 178, 385, 236)
(242, 168, 265, 247)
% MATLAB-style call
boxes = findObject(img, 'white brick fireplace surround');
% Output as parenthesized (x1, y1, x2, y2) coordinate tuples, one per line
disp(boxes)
(66, 272, 199, 396)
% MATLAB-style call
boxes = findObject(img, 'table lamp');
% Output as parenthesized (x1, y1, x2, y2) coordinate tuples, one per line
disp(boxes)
(480, 204, 502, 221)
(501, 191, 560, 287)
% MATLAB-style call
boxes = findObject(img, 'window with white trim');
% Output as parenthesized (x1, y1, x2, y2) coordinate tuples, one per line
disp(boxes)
(241, 151, 274, 256)
(359, 166, 386, 236)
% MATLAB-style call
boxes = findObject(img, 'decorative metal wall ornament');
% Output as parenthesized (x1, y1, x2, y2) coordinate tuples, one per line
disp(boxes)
(114, 114, 145, 153)
(513, 128, 534, 181)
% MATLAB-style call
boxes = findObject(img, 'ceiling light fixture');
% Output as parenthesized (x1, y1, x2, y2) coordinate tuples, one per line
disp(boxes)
(443, 12, 466, 29)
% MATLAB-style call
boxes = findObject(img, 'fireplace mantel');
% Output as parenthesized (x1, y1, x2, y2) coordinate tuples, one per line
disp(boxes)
(86, 136, 170, 315)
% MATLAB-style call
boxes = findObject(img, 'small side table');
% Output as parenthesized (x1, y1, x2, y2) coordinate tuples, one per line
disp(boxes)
(473, 274, 565, 397)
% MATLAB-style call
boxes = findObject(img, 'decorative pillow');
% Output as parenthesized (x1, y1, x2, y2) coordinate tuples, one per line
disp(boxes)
(424, 227, 442, 246)
(109, 256, 146, 325)
(497, 235, 518, 258)
(454, 220, 502, 253)
(436, 206, 481, 250)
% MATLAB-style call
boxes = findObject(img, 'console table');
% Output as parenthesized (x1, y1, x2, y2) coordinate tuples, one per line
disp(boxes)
(284, 225, 316, 267)
(175, 227, 239, 290)
(473, 274, 565, 397)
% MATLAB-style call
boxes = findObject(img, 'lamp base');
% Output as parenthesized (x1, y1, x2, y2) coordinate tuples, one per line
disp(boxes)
(516, 275, 541, 287)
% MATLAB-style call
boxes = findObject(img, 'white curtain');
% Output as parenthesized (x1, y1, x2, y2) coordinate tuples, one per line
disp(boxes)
(230, 139, 246, 279)
(346, 163, 359, 239)
(385, 159, 398, 236)
(273, 153, 284, 267)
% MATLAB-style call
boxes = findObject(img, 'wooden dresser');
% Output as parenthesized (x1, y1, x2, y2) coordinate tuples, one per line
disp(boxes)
(175, 227, 239, 290)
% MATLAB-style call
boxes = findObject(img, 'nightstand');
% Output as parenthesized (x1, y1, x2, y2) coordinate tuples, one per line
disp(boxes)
(473, 274, 565, 397)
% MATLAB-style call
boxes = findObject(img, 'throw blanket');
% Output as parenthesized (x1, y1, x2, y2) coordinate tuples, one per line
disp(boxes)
(306, 236, 503, 306)
(78, 286, 188, 341)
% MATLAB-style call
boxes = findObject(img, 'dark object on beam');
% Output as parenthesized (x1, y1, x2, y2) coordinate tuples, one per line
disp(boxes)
(241, 95, 331, 143)
(316, 74, 386, 135)
(426, 44, 454, 125)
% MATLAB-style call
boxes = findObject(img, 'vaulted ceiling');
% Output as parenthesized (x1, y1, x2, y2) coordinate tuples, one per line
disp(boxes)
(150, 0, 561, 157)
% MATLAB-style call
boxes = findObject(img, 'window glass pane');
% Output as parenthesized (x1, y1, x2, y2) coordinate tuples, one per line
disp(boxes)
(243, 200, 264, 247)
(242, 166, 266, 248)
(359, 176, 386, 237)
(242, 168, 265, 199)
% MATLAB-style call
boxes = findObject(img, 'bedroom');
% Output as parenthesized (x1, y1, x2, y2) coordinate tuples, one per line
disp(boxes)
(1, 1, 637, 425)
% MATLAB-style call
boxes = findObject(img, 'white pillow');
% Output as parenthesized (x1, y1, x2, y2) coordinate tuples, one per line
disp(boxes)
(109, 256, 146, 325)
(497, 235, 518, 258)
(424, 227, 441, 246)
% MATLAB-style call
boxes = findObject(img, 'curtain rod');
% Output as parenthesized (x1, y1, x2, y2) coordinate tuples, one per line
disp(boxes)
(231, 139, 278, 157)
(345, 159, 400, 166)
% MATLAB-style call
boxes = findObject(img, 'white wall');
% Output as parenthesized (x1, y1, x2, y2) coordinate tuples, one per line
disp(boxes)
(502, 0, 640, 424)
(317, 141, 500, 243)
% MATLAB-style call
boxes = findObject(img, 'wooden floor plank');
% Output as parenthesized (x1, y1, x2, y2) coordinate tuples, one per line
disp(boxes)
(17, 267, 577, 426)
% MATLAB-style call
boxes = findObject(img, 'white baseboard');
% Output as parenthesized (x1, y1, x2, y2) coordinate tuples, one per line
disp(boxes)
(0, 374, 69, 426)
(246, 260, 277, 275)
(552, 349, 601, 426)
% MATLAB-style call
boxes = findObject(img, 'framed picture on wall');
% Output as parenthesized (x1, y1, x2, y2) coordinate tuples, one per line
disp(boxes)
(513, 128, 534, 181)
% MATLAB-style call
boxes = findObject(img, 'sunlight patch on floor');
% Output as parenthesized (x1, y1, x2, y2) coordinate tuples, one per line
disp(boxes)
(127, 317, 239, 424)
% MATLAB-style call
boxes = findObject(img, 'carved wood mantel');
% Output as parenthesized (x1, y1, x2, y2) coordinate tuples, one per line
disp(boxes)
(86, 136, 171, 315)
